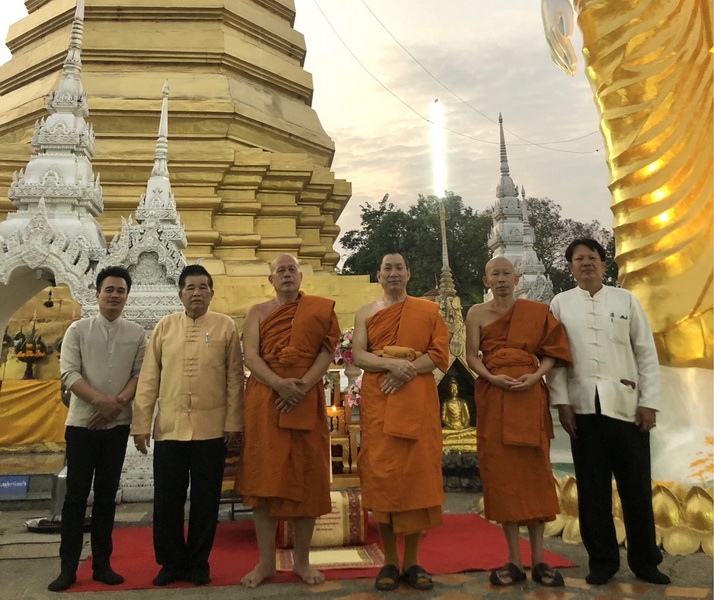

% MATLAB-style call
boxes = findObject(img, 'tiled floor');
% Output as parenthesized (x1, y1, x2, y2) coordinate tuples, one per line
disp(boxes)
(0, 455, 711, 600)
(1, 498, 711, 599)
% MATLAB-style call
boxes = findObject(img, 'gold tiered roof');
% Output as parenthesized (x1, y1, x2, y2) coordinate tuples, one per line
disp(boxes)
(0, 0, 350, 276)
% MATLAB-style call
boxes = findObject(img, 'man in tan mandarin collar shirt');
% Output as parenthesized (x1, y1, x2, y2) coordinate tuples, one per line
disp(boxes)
(132, 264, 244, 587)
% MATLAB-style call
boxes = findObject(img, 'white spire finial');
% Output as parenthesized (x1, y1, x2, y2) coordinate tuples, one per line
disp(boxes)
(133, 81, 186, 247)
(499, 113, 510, 177)
(521, 186, 529, 221)
(152, 81, 170, 177)
(63, 0, 85, 77)
(48, 0, 88, 118)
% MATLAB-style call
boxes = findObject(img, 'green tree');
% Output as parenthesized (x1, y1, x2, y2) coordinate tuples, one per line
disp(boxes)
(340, 192, 492, 310)
(340, 193, 618, 307)
(405, 194, 492, 307)
(339, 194, 411, 277)
(526, 197, 618, 294)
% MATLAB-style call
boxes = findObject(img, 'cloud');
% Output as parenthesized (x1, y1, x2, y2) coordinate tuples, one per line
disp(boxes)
(0, 0, 614, 248)
(316, 25, 612, 239)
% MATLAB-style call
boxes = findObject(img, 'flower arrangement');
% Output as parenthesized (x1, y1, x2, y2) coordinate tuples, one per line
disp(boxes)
(323, 371, 341, 391)
(322, 373, 333, 390)
(14, 321, 50, 379)
(346, 375, 362, 407)
(334, 327, 354, 365)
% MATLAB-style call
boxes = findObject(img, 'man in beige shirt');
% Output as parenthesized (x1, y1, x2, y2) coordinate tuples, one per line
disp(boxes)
(49, 266, 146, 592)
(132, 264, 244, 587)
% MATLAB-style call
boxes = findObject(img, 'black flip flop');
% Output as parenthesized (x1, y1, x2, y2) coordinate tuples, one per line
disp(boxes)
(532, 562, 565, 587)
(375, 564, 400, 591)
(489, 562, 527, 586)
(401, 564, 434, 590)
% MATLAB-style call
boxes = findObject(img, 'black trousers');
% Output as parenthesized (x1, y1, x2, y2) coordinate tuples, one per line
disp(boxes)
(571, 412, 662, 575)
(60, 425, 130, 573)
(152, 438, 226, 574)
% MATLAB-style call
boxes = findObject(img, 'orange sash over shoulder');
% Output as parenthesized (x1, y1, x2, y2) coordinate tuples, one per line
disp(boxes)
(476, 299, 572, 524)
(480, 299, 572, 446)
(236, 293, 339, 518)
(359, 297, 449, 524)
(259, 293, 339, 431)
(377, 299, 449, 439)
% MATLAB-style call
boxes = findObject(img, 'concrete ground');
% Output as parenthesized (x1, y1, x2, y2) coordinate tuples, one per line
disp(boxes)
(0, 493, 711, 600)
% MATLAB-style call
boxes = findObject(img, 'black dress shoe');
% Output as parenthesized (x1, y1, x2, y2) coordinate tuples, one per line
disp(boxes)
(152, 567, 181, 586)
(585, 569, 617, 585)
(93, 567, 124, 585)
(48, 571, 77, 592)
(188, 568, 211, 586)
(633, 567, 670, 585)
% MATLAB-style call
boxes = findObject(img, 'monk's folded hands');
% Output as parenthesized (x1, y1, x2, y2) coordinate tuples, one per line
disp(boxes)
(389, 359, 417, 382)
(488, 373, 519, 390)
(509, 373, 541, 391)
(380, 372, 406, 394)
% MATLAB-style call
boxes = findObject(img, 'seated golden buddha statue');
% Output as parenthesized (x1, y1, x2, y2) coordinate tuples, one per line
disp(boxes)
(442, 377, 470, 429)
(441, 377, 477, 451)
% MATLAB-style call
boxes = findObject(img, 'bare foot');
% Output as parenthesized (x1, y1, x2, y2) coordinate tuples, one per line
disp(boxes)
(241, 563, 276, 588)
(293, 563, 325, 585)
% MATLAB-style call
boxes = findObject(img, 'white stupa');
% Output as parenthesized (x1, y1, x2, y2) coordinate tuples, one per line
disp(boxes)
(486, 114, 553, 303)
(0, 0, 103, 333)
(92, 81, 187, 331)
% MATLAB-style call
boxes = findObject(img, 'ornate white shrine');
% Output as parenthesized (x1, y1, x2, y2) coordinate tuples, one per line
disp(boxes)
(486, 115, 553, 303)
(90, 82, 187, 331)
(0, 0, 102, 333)
(0, 0, 189, 501)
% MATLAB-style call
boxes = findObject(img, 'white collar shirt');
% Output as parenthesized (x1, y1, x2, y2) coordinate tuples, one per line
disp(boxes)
(60, 313, 147, 428)
(546, 285, 661, 422)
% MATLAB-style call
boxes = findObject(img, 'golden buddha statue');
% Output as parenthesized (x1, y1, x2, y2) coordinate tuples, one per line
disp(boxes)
(441, 377, 471, 430)
(441, 377, 477, 451)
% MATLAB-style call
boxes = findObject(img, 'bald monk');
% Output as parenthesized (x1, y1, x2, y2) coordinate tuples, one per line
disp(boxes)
(353, 253, 449, 591)
(236, 254, 340, 587)
(465, 257, 572, 587)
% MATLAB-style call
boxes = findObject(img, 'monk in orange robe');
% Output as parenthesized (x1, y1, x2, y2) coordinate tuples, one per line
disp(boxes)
(353, 253, 449, 592)
(236, 254, 339, 587)
(466, 257, 571, 588)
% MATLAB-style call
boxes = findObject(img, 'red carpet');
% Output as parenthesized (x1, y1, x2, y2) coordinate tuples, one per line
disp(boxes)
(71, 514, 576, 592)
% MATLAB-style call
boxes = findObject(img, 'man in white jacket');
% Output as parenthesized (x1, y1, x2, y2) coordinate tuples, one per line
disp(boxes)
(546, 238, 669, 586)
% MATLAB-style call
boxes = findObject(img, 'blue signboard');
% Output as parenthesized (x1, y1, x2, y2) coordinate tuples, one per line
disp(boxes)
(0, 475, 29, 496)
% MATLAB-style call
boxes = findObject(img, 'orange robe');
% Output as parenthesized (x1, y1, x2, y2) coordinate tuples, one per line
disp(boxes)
(360, 297, 450, 534)
(236, 293, 340, 519)
(476, 299, 572, 524)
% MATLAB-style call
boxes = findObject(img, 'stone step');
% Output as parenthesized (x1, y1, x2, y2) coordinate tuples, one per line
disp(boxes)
(0, 491, 52, 511)
(0, 472, 54, 511)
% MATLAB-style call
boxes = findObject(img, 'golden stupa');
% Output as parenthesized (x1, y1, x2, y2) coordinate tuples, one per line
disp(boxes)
(0, 0, 377, 329)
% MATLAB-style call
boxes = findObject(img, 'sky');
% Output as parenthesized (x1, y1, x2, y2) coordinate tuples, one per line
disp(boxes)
(0, 0, 615, 245)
